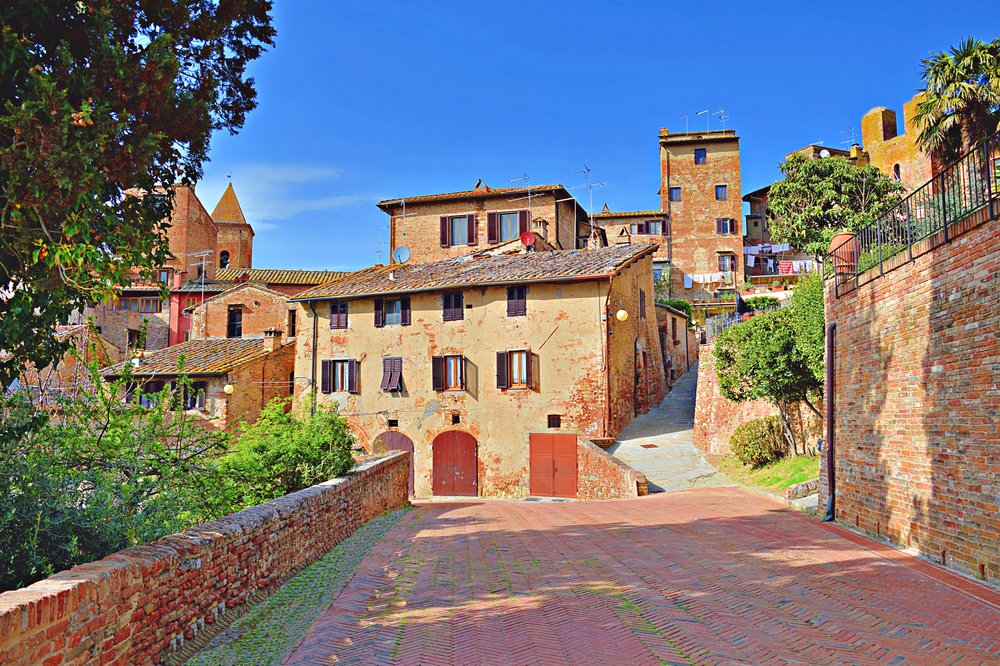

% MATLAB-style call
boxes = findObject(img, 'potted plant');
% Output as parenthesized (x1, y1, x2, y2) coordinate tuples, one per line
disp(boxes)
(830, 230, 858, 275)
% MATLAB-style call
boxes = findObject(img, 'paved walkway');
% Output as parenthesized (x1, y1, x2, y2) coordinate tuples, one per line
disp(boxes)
(284, 490, 1000, 665)
(608, 365, 730, 492)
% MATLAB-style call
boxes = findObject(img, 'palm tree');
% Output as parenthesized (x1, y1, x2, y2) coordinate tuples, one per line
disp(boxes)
(914, 37, 1000, 161)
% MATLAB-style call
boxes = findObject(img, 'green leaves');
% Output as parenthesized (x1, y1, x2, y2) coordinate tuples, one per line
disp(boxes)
(767, 154, 904, 258)
(0, 0, 275, 386)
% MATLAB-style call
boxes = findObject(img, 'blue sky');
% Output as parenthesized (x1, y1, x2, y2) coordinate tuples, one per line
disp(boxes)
(196, 1, 995, 271)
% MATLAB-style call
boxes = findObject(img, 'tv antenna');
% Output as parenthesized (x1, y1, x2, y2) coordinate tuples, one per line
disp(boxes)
(714, 108, 730, 130)
(568, 165, 607, 246)
(681, 114, 689, 133)
(187, 249, 213, 337)
(696, 109, 709, 132)
(840, 127, 858, 146)
(508, 173, 537, 224)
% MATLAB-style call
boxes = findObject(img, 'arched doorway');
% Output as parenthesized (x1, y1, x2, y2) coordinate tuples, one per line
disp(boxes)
(375, 431, 414, 496)
(432, 430, 478, 496)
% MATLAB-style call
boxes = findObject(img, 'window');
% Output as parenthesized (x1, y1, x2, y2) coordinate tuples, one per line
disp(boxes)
(694, 148, 707, 165)
(287, 309, 297, 338)
(440, 214, 476, 247)
(672, 317, 679, 343)
(508, 350, 529, 388)
(158, 269, 171, 284)
(716, 218, 736, 235)
(139, 297, 161, 313)
(321, 359, 358, 393)
(718, 254, 737, 272)
(380, 357, 403, 392)
(387, 419, 399, 428)
(500, 212, 520, 242)
(715, 184, 728, 200)
(180, 381, 207, 410)
(639, 289, 647, 320)
(219, 250, 230, 269)
(547, 414, 561, 429)
(432, 355, 465, 391)
(114, 296, 161, 313)
(648, 220, 662, 235)
(653, 268, 663, 283)
(227, 306, 243, 338)
(668, 187, 681, 202)
(993, 157, 1000, 181)
(892, 164, 901, 182)
(374, 297, 409, 327)
(451, 413, 461, 425)
(139, 381, 165, 408)
(507, 286, 527, 317)
(127, 329, 142, 349)
(185, 296, 199, 309)
(329, 301, 348, 329)
(443, 291, 464, 321)
(450, 216, 468, 246)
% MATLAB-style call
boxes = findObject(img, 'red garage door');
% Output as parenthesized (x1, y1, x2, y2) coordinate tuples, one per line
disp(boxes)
(375, 431, 414, 496)
(530, 433, 578, 498)
(432, 430, 478, 496)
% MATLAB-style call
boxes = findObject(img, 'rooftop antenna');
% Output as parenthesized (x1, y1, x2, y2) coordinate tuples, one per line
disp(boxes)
(187, 249, 213, 336)
(509, 173, 534, 223)
(840, 127, 858, 146)
(696, 109, 709, 132)
(569, 165, 608, 246)
(681, 114, 689, 133)
(714, 109, 729, 130)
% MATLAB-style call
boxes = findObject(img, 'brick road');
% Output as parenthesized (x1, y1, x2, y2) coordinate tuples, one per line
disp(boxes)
(285, 488, 1000, 665)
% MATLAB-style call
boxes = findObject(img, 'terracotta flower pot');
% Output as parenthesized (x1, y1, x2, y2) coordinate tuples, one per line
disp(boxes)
(830, 231, 858, 275)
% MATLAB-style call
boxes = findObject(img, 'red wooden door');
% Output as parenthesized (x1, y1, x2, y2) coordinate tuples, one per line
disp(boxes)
(376, 431, 414, 496)
(530, 434, 577, 498)
(432, 431, 478, 496)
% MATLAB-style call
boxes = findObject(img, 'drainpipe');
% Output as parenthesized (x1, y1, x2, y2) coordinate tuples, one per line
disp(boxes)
(822, 322, 836, 522)
(684, 316, 691, 372)
(309, 301, 318, 414)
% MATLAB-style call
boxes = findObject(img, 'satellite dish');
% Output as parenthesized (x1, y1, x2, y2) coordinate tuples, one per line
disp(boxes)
(819, 149, 831, 158)
(520, 231, 536, 247)
(392, 246, 411, 264)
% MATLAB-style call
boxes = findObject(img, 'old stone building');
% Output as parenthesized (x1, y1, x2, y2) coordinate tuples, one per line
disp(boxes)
(659, 129, 744, 308)
(860, 93, 942, 189)
(290, 244, 665, 499)
(210, 183, 254, 271)
(590, 207, 669, 282)
(186, 282, 296, 342)
(103, 332, 295, 429)
(378, 181, 592, 265)
(653, 304, 698, 387)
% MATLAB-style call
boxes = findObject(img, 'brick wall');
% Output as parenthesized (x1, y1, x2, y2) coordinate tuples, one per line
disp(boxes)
(694, 342, 822, 456)
(188, 283, 292, 341)
(577, 439, 647, 499)
(821, 211, 999, 582)
(0, 453, 410, 665)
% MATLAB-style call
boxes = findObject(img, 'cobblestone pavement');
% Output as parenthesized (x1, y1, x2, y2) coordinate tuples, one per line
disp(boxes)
(609, 365, 731, 492)
(284, 489, 1000, 665)
(186, 509, 409, 666)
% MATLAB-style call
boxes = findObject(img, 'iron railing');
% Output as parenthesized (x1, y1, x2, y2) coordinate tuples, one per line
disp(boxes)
(704, 304, 782, 343)
(826, 132, 1000, 297)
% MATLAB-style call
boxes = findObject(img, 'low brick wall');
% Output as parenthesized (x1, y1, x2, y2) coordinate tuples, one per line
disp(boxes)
(577, 439, 647, 499)
(786, 478, 819, 500)
(0, 453, 410, 665)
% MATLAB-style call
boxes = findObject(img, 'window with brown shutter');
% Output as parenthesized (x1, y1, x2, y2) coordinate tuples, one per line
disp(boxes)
(440, 216, 449, 247)
(496, 351, 509, 389)
(330, 301, 348, 329)
(639, 289, 647, 320)
(467, 214, 477, 246)
(518, 209, 530, 235)
(433, 355, 464, 391)
(443, 291, 464, 321)
(506, 285, 527, 317)
(431, 356, 445, 391)
(321, 360, 332, 393)
(487, 212, 499, 244)
(374, 299, 384, 327)
(381, 357, 402, 392)
(400, 297, 411, 326)
(347, 359, 358, 394)
(508, 349, 529, 388)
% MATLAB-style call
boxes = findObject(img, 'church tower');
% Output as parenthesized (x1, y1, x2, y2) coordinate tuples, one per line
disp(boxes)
(211, 182, 254, 270)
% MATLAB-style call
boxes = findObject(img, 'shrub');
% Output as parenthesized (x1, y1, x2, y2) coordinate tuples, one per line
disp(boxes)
(217, 397, 356, 510)
(730, 416, 787, 467)
(661, 298, 692, 320)
(743, 295, 779, 311)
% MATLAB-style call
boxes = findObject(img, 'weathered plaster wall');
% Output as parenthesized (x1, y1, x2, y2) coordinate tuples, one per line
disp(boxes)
(0, 454, 410, 666)
(821, 211, 999, 582)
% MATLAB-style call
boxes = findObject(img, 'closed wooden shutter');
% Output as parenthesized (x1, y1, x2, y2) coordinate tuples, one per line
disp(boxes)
(374, 298, 384, 327)
(637, 221, 647, 235)
(440, 216, 449, 247)
(321, 360, 332, 394)
(431, 356, 444, 391)
(487, 212, 499, 244)
(347, 359, 358, 394)
(507, 286, 526, 317)
(467, 214, 477, 246)
(640, 290, 647, 319)
(496, 351, 509, 389)
(391, 357, 403, 390)
(526, 349, 534, 389)
(401, 296, 411, 326)
(380, 357, 393, 391)
(461, 356, 468, 390)
(518, 209, 530, 234)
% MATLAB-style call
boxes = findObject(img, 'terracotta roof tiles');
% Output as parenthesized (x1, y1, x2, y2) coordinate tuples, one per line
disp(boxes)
(211, 183, 249, 225)
(103, 338, 286, 377)
(292, 244, 657, 301)
(213, 268, 351, 285)
(590, 210, 666, 219)
(377, 184, 568, 210)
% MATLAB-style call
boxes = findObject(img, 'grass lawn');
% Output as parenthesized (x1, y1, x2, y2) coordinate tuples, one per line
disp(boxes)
(719, 454, 819, 494)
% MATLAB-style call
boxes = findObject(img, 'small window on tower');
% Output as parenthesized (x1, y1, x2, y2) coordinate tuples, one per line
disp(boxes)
(694, 148, 707, 165)
(219, 250, 230, 269)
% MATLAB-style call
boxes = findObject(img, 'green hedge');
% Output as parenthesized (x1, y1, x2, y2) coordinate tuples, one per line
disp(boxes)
(730, 416, 787, 467)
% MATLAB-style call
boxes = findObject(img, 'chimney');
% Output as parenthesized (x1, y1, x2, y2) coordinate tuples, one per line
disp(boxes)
(172, 271, 184, 289)
(262, 327, 283, 352)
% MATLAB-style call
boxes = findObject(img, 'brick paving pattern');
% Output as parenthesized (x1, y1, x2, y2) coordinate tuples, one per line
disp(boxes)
(286, 489, 1000, 665)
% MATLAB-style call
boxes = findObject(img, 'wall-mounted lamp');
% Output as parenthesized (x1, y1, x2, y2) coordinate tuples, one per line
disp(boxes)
(223, 384, 235, 395)
(615, 309, 629, 322)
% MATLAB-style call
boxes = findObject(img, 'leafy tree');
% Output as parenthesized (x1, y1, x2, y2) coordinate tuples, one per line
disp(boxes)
(660, 298, 691, 320)
(743, 295, 780, 311)
(216, 397, 356, 511)
(0, 0, 275, 387)
(914, 37, 1000, 161)
(713, 309, 822, 454)
(767, 155, 905, 258)
(787, 273, 825, 386)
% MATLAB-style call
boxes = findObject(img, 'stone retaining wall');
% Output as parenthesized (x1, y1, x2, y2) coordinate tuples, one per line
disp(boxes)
(0, 453, 410, 665)
(577, 439, 647, 499)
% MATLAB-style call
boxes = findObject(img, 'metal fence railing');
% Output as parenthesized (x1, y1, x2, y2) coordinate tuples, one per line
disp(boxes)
(704, 304, 782, 343)
(826, 132, 1000, 297)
